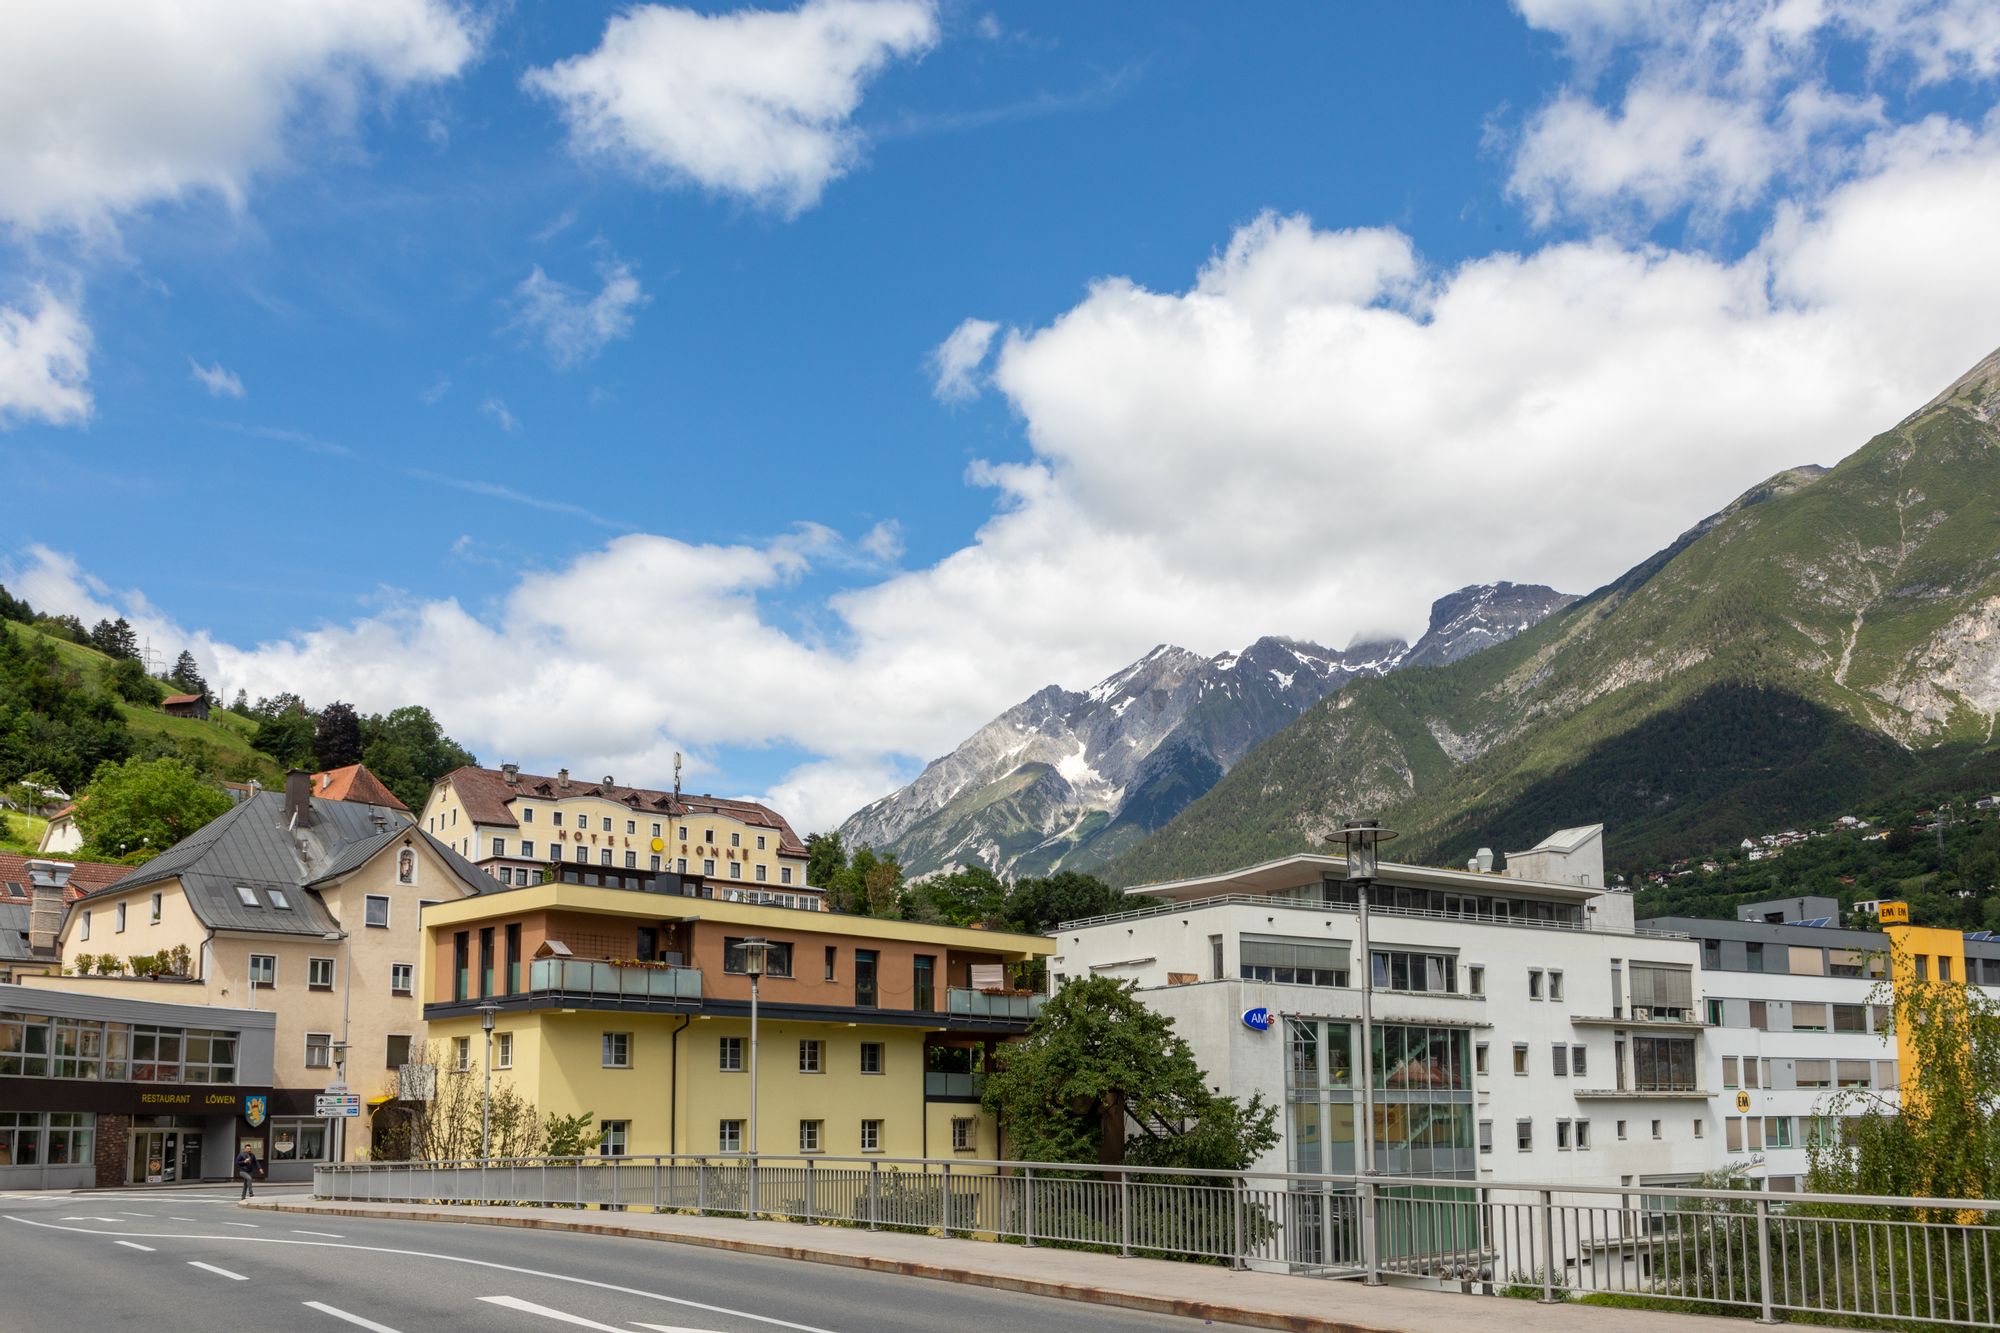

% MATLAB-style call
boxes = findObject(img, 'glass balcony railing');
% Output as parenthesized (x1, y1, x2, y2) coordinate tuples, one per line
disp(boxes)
(924, 1070, 986, 1098)
(945, 987, 1045, 1020)
(526, 958, 703, 1002)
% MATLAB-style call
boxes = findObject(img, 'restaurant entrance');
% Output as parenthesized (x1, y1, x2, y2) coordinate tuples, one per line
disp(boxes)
(128, 1121, 204, 1184)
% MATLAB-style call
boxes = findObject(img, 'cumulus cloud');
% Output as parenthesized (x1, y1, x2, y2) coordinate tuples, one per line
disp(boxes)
(929, 317, 999, 402)
(1507, 0, 1999, 225)
(0, 290, 92, 428)
(524, 0, 939, 214)
(506, 260, 648, 369)
(0, 0, 478, 234)
(188, 358, 246, 399)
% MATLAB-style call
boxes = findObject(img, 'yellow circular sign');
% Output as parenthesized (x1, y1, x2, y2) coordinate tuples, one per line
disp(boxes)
(1735, 1091, 1751, 1113)
(650, 837, 665, 853)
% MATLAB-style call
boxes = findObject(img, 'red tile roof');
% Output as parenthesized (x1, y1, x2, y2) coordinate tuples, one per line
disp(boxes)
(442, 766, 809, 856)
(311, 763, 411, 813)
(0, 852, 133, 902)
(161, 693, 203, 706)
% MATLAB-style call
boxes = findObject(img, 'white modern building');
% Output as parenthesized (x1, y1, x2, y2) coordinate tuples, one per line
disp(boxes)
(1051, 829, 1717, 1219)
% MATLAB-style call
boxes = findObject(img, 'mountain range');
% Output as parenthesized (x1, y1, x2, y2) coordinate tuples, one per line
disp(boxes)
(839, 582, 1574, 879)
(1099, 345, 2000, 887)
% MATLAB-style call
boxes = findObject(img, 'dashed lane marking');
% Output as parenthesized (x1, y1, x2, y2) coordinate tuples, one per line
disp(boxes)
(115, 1240, 155, 1251)
(304, 1301, 407, 1333)
(292, 1229, 346, 1238)
(188, 1260, 248, 1281)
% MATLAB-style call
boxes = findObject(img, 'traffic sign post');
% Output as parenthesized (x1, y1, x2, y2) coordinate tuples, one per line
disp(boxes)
(315, 1093, 363, 1118)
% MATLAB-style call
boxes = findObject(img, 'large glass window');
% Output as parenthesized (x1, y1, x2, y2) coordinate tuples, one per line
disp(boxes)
(1284, 1018, 1472, 1178)
(0, 1112, 91, 1166)
(1632, 1035, 1698, 1091)
(268, 1117, 329, 1163)
(1241, 937, 1349, 987)
(1370, 950, 1455, 993)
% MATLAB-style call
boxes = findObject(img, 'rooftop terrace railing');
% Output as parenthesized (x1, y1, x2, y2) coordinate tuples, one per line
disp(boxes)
(524, 958, 703, 1002)
(1057, 892, 1690, 940)
(316, 1154, 1996, 1327)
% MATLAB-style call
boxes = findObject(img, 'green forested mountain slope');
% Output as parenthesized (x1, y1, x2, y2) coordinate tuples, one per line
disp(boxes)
(1104, 348, 2000, 886)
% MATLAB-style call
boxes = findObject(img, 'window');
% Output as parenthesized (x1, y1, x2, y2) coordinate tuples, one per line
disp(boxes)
(1833, 1004, 1867, 1034)
(1630, 962, 1694, 1015)
(575, 845, 588, 864)
(723, 938, 793, 977)
(600, 849, 612, 867)
(1528, 969, 1543, 999)
(624, 851, 636, 869)
(824, 946, 837, 981)
(1727, 1117, 1743, 1151)
(236, 885, 259, 908)
(1836, 1059, 1872, 1088)
(520, 840, 535, 860)
(755, 864, 767, 882)
(1616, 1119, 1627, 1141)
(491, 837, 506, 858)
(799, 1119, 822, 1153)
(1210, 936, 1225, 980)
(1792, 1002, 1829, 1032)
(453, 1036, 471, 1071)
(304, 1032, 333, 1068)
(1556, 1119, 1572, 1150)
(1517, 1119, 1533, 1151)
(626, 820, 637, 835)
(1474, 1042, 1489, 1075)
(364, 895, 390, 928)
(1552, 1045, 1569, 1077)
(115, 902, 126, 933)
(1513, 1043, 1529, 1075)
(1749, 1000, 1769, 1030)
(386, 1035, 411, 1068)
(495, 1033, 513, 1070)
(860, 1119, 882, 1152)
(1633, 1035, 1698, 1091)
(1744, 1058, 1761, 1089)
(1707, 998, 1725, 1026)
(1549, 970, 1564, 1001)
(1723, 1056, 1739, 1088)
(602, 1032, 631, 1068)
(1940, 957, 1953, 982)
(1693, 1119, 1704, 1138)
(703, 859, 715, 876)
(149, 891, 163, 924)
(600, 1121, 628, 1157)
(249, 954, 276, 989)
(678, 858, 687, 874)
(1651, 1119, 1662, 1140)
(1766, 1116, 1794, 1148)
(267, 1116, 327, 1163)
(704, 829, 715, 844)
(453, 931, 469, 1001)
(860, 1041, 884, 1074)
(1571, 1045, 1587, 1077)
(1468, 965, 1484, 996)
(1796, 1059, 1832, 1088)
(601, 817, 612, 832)
(799, 1039, 823, 1073)
(780, 866, 793, 885)
(757, 835, 766, 850)
(79, 910, 89, 941)
(552, 811, 564, 827)
(308, 957, 335, 991)
(951, 1118, 974, 1151)
(731, 832, 741, 847)
(650, 855, 662, 872)
(1479, 1120, 1493, 1154)
(1369, 948, 1454, 992)
(1915, 956, 1929, 981)
(728, 861, 742, 879)
(718, 1120, 742, 1153)
(523, 807, 535, 823)
(719, 1036, 743, 1071)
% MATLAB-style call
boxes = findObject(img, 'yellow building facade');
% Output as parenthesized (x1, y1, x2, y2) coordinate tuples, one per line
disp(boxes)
(421, 766, 815, 904)
(419, 876, 1049, 1162)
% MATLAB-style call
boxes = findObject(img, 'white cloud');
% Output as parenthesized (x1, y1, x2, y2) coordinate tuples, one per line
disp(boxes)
(506, 260, 648, 369)
(0, 289, 92, 428)
(524, 0, 939, 214)
(929, 317, 999, 402)
(480, 397, 520, 433)
(858, 519, 904, 564)
(188, 358, 246, 399)
(0, 0, 479, 234)
(420, 374, 451, 404)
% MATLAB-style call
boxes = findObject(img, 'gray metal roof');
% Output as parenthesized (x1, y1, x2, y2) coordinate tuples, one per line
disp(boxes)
(79, 791, 496, 936)
(0, 901, 34, 963)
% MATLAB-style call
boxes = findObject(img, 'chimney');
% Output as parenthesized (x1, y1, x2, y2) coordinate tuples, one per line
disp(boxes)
(284, 768, 313, 827)
(557, 768, 569, 790)
(26, 859, 72, 953)
(501, 763, 520, 786)
(602, 775, 615, 789)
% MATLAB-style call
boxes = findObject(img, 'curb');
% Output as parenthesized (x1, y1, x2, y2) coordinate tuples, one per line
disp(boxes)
(245, 1199, 1390, 1333)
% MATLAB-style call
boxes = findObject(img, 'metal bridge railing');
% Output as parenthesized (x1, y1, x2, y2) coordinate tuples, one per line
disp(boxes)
(313, 1155, 1996, 1326)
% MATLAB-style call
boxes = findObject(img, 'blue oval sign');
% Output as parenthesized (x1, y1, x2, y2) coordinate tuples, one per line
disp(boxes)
(1242, 1007, 1272, 1032)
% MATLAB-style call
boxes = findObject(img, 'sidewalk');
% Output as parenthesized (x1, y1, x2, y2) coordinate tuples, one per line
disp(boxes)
(246, 1197, 1751, 1333)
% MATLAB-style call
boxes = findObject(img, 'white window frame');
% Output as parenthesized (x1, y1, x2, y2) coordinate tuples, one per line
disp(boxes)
(149, 891, 163, 925)
(600, 1120, 629, 1157)
(304, 1031, 333, 1069)
(308, 956, 336, 991)
(719, 1036, 743, 1072)
(364, 894, 391, 928)
(951, 1118, 974, 1151)
(390, 962, 414, 996)
(115, 902, 126, 933)
(602, 1032, 632, 1068)
(860, 1042, 884, 1075)
(860, 1118, 882, 1152)
(79, 910, 90, 940)
(453, 1036, 471, 1072)
(249, 953, 276, 989)
(799, 1039, 823, 1073)
(718, 1119, 742, 1153)
(495, 1032, 513, 1070)
(799, 1119, 822, 1153)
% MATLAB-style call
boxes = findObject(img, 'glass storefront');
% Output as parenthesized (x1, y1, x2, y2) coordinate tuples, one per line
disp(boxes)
(0, 1010, 238, 1084)
(1286, 1018, 1475, 1177)
(0, 1111, 93, 1167)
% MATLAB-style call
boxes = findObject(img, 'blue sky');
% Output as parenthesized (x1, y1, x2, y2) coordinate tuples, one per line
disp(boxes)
(5, 1, 2000, 831)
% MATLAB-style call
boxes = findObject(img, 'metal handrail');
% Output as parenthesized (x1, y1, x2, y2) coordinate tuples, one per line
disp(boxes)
(1055, 893, 1690, 940)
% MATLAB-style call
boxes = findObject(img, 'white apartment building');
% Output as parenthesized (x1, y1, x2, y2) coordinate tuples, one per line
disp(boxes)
(1051, 828, 1717, 1207)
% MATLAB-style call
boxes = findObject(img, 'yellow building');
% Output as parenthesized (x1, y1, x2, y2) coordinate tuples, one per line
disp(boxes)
(422, 765, 817, 906)
(419, 868, 1055, 1162)
(17, 771, 493, 1177)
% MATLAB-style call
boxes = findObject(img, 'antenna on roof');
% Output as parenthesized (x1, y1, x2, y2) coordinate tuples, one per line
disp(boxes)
(674, 751, 682, 800)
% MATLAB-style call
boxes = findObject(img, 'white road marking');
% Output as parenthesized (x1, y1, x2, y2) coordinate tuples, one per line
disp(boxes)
(304, 1301, 407, 1332)
(221, 1221, 260, 1228)
(480, 1295, 632, 1331)
(3, 1216, 837, 1333)
(169, 1216, 200, 1222)
(188, 1260, 248, 1281)
(62, 1216, 125, 1223)
(115, 1240, 156, 1251)
(118, 1211, 154, 1217)
(633, 1324, 731, 1332)
(292, 1228, 346, 1238)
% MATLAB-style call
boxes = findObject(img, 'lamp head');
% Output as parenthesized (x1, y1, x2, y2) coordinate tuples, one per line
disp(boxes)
(1337, 818, 1398, 882)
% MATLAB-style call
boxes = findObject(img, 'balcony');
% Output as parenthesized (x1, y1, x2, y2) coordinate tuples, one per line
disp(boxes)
(1573, 1085, 1709, 1099)
(924, 1070, 986, 1099)
(946, 988, 1045, 1021)
(526, 958, 703, 1003)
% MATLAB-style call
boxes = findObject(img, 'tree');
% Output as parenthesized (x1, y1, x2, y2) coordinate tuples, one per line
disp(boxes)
(88, 617, 139, 660)
(168, 650, 208, 700)
(386, 1040, 545, 1162)
(0, 583, 34, 623)
(829, 845, 905, 916)
(917, 865, 1007, 927)
(805, 831, 847, 889)
(75, 757, 233, 861)
(252, 704, 318, 770)
(1004, 871, 1137, 934)
(105, 655, 159, 705)
(30, 614, 86, 644)
(983, 975, 1279, 1168)
(229, 688, 251, 715)
(358, 705, 476, 812)
(315, 701, 364, 769)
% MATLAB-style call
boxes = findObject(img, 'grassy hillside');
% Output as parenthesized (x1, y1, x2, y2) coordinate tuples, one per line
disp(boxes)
(1105, 350, 2000, 889)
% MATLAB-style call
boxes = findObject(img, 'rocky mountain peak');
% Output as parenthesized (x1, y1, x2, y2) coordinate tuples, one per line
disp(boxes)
(1401, 581, 1577, 670)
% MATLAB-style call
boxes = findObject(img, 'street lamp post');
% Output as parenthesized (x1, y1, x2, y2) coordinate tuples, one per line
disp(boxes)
(477, 1002, 501, 1160)
(737, 938, 771, 1213)
(1332, 818, 1395, 1284)
(323, 929, 353, 1162)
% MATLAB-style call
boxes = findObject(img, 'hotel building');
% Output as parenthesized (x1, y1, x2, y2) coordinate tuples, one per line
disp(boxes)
(418, 864, 1055, 1163)
(422, 765, 818, 908)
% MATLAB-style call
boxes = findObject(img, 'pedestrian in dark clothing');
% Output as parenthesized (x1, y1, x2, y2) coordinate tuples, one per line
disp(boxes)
(235, 1147, 258, 1199)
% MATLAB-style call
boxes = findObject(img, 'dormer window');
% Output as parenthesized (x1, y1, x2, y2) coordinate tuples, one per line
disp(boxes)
(268, 889, 291, 910)
(235, 885, 259, 907)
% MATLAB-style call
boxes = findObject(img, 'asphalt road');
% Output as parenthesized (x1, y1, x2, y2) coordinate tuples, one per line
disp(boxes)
(0, 1186, 1261, 1333)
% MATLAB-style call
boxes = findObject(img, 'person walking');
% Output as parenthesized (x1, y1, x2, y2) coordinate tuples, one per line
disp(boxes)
(235, 1146, 258, 1199)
